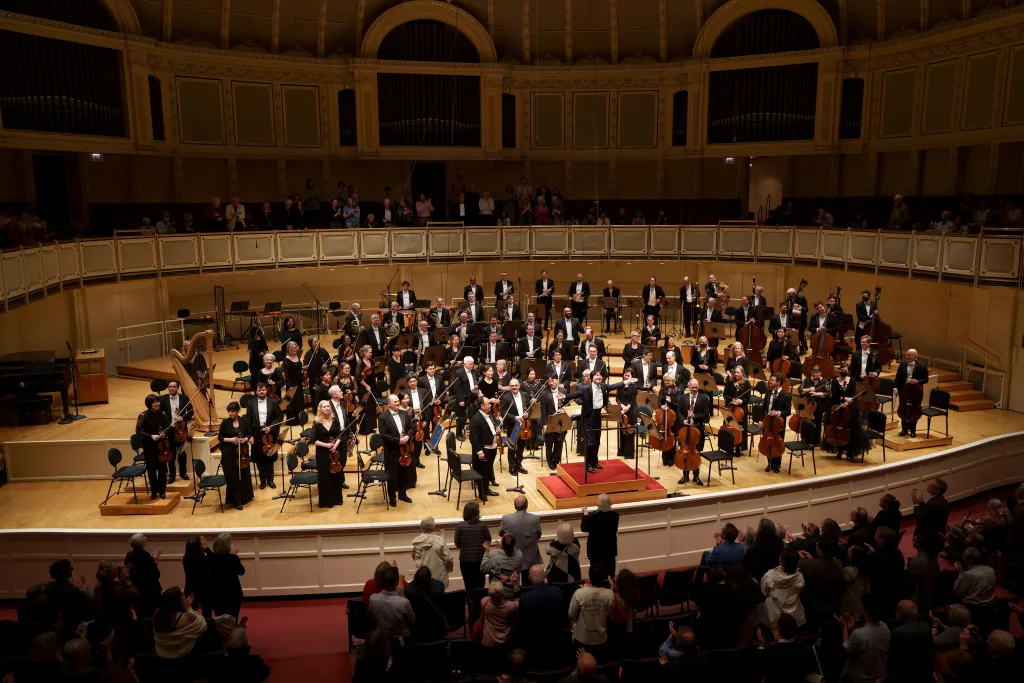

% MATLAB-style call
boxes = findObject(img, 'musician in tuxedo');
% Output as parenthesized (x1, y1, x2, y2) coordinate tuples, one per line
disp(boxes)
(450, 357, 480, 440)
(545, 349, 573, 389)
(413, 320, 435, 354)
(499, 378, 531, 475)
(483, 317, 503, 342)
(387, 347, 408, 393)
(159, 380, 193, 483)
(343, 303, 363, 334)
(324, 386, 354, 490)
(430, 297, 452, 329)
(378, 394, 414, 506)
(786, 288, 810, 352)
(751, 285, 767, 309)
(661, 350, 691, 387)
(554, 307, 582, 344)
(705, 274, 721, 301)
(568, 273, 591, 324)
(400, 376, 429, 484)
(518, 313, 539, 338)
(895, 349, 929, 438)
(364, 314, 388, 357)
(469, 394, 500, 501)
(480, 331, 508, 365)
(734, 296, 757, 328)
(674, 378, 710, 486)
(578, 344, 607, 380)
(451, 312, 475, 346)
(245, 383, 283, 489)
(494, 271, 515, 307)
(497, 297, 521, 322)
(383, 302, 406, 333)
(548, 330, 571, 362)
(699, 300, 724, 347)
(565, 370, 637, 473)
(641, 277, 665, 324)
(418, 362, 446, 406)
(723, 367, 752, 455)
(304, 337, 331, 391)
(762, 373, 792, 474)
(602, 280, 621, 334)
(807, 302, 837, 340)
(641, 315, 661, 347)
(464, 277, 484, 305)
(855, 289, 876, 337)
(680, 277, 701, 338)
(768, 303, 793, 339)
(617, 367, 639, 460)
(518, 323, 543, 361)
(137, 394, 171, 500)
(577, 327, 606, 360)
(630, 348, 658, 391)
(850, 335, 882, 383)
(397, 281, 418, 310)
(797, 365, 831, 445)
(535, 269, 555, 331)
(464, 293, 485, 324)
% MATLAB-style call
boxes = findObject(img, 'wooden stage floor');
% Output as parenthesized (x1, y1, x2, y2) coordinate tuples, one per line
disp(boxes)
(2, 335, 1021, 531)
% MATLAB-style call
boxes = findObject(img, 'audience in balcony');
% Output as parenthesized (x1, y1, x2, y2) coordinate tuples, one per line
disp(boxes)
(518, 197, 533, 225)
(301, 179, 321, 219)
(596, 210, 610, 226)
(225, 195, 246, 231)
(204, 197, 225, 232)
(534, 197, 551, 225)
(479, 189, 495, 221)
(344, 197, 361, 228)
(155, 210, 175, 234)
(415, 194, 434, 225)
(814, 207, 835, 228)
(890, 194, 911, 230)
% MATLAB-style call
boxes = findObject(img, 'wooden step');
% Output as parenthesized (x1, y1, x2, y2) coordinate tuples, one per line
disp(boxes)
(938, 381, 973, 392)
(882, 433, 954, 451)
(949, 399, 996, 412)
(947, 390, 985, 402)
(99, 492, 181, 515)
(931, 369, 961, 383)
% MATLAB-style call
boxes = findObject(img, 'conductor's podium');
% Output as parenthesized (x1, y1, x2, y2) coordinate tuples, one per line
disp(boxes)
(537, 459, 665, 510)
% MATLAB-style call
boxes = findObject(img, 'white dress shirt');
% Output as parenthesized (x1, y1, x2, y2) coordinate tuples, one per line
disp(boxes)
(592, 384, 604, 410)
(513, 393, 524, 416)
(402, 291, 412, 307)
(257, 398, 268, 426)
(860, 353, 869, 376)
(648, 288, 657, 305)
(169, 395, 180, 422)
(466, 371, 476, 392)
(390, 410, 403, 435)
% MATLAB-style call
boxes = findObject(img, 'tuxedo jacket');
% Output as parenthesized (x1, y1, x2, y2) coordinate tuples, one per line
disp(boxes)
(768, 315, 794, 336)
(518, 334, 544, 359)
(806, 311, 838, 337)
(159, 393, 194, 427)
(493, 280, 515, 303)
(895, 361, 929, 391)
(601, 286, 621, 310)
(364, 326, 388, 356)
(463, 301, 485, 323)
(413, 330, 435, 353)
(630, 359, 658, 390)
(430, 306, 452, 328)
(554, 317, 582, 342)
(680, 283, 701, 306)
(676, 391, 711, 426)
(479, 341, 509, 364)
(545, 361, 573, 385)
(469, 410, 499, 457)
(660, 364, 691, 386)
(463, 284, 484, 304)
(450, 367, 480, 403)
(396, 290, 418, 310)
(383, 310, 405, 330)
(762, 390, 792, 418)
(734, 306, 758, 326)
(641, 284, 665, 307)
(539, 388, 566, 425)
(567, 281, 591, 302)
(417, 373, 446, 404)
(849, 349, 882, 382)
(564, 382, 626, 419)
(535, 278, 556, 303)
(700, 307, 724, 324)
(497, 304, 522, 321)
(577, 337, 606, 359)
(499, 390, 530, 432)
(377, 409, 413, 460)
(245, 396, 283, 439)
(704, 282, 719, 300)
(855, 300, 876, 327)
(577, 357, 608, 379)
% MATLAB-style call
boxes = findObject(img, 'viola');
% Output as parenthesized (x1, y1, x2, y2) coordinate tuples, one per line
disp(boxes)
(174, 418, 188, 443)
(399, 435, 415, 467)
(414, 410, 426, 443)
(621, 408, 634, 436)
(757, 414, 786, 459)
(239, 440, 250, 469)
(262, 430, 277, 457)
(518, 414, 533, 442)
(344, 391, 355, 412)
(857, 373, 881, 412)
(266, 378, 279, 399)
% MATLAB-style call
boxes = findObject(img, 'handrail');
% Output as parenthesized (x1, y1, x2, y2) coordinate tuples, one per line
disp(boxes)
(956, 336, 1003, 366)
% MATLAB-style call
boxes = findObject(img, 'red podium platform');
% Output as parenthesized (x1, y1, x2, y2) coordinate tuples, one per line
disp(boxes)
(536, 459, 666, 510)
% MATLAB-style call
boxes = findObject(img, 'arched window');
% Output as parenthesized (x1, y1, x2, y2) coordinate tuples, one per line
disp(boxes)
(710, 10, 820, 59)
(377, 19, 480, 63)
(0, 0, 117, 32)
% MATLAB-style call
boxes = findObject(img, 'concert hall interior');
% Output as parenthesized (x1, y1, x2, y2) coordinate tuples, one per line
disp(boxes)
(3, 1, 1024, 682)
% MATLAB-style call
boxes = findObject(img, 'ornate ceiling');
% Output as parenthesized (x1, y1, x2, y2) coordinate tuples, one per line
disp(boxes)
(121, 0, 1015, 60)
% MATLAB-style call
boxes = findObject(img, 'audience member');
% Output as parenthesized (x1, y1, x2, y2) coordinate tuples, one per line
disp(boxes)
(847, 507, 871, 548)
(208, 532, 245, 619)
(870, 493, 903, 539)
(704, 522, 744, 567)
(481, 533, 524, 598)
(760, 548, 805, 626)
(344, 197, 361, 228)
(815, 207, 835, 228)
(224, 626, 271, 682)
(693, 566, 742, 649)
(301, 179, 320, 218)
(225, 195, 246, 230)
(279, 197, 296, 230)
(866, 526, 906, 620)
(516, 564, 567, 669)
(499, 495, 543, 572)
(797, 540, 844, 626)
(368, 566, 414, 643)
(44, 559, 92, 633)
(410, 516, 454, 588)
(454, 501, 491, 597)
(546, 522, 582, 583)
(404, 566, 445, 643)
(204, 196, 225, 231)
(931, 603, 973, 650)
(841, 545, 869, 620)
(906, 534, 940, 613)
(580, 495, 619, 576)
(758, 613, 816, 683)
(912, 478, 949, 555)
(155, 210, 175, 234)
(182, 535, 211, 617)
(504, 648, 534, 683)
(658, 624, 709, 679)
(362, 560, 394, 610)
(952, 547, 996, 612)
(124, 533, 162, 618)
(886, 600, 932, 683)
(93, 560, 137, 631)
(480, 581, 518, 661)
(415, 194, 433, 225)
(837, 594, 890, 683)
(890, 194, 911, 229)
(352, 629, 394, 683)
(745, 518, 784, 581)
(567, 562, 624, 661)
(152, 587, 208, 659)
(327, 198, 343, 228)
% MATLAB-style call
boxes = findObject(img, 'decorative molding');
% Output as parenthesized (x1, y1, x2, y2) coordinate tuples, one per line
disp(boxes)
(659, 0, 668, 62)
(921, 0, 929, 33)
(162, 0, 173, 43)
(359, 0, 497, 62)
(487, 0, 494, 40)
(838, 0, 847, 45)
(172, 156, 183, 202)
(610, 0, 618, 65)
(523, 0, 531, 65)
(271, 0, 281, 54)
(219, 0, 230, 51)
(565, 0, 573, 65)
(276, 159, 287, 199)
(609, 160, 617, 195)
(693, 0, 840, 58)
(317, 0, 328, 58)
(355, 0, 366, 55)
(695, 0, 703, 30)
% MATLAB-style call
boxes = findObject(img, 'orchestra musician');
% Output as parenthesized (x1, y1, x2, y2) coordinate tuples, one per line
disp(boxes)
(494, 271, 515, 307)
(137, 394, 171, 500)
(723, 367, 751, 455)
(430, 297, 452, 328)
(768, 303, 793, 340)
(554, 307, 581, 347)
(326, 386, 355, 488)
(313, 368, 334, 408)
(786, 287, 810, 352)
(655, 375, 679, 464)
(499, 295, 521, 323)
(662, 335, 682, 367)
(246, 383, 283, 490)
(464, 293, 485, 324)
(400, 376, 428, 485)
(734, 296, 757, 328)
(255, 353, 284, 398)
(518, 312, 539, 338)
(700, 298, 724, 347)
(725, 342, 751, 377)
(704, 274, 720, 301)
(159, 380, 192, 483)
(548, 330, 571, 362)
(304, 337, 331, 391)
(630, 347, 658, 392)
(798, 365, 831, 444)
(397, 281, 418, 310)
(281, 341, 305, 422)
(546, 349, 572, 389)
(419, 361, 445, 405)
(808, 302, 837, 340)
(218, 401, 254, 510)
(641, 277, 665, 325)
(641, 315, 661, 346)
(675, 378, 709, 486)
(621, 331, 644, 366)
(577, 326, 605, 360)
(568, 273, 591, 324)
(535, 269, 555, 331)
(661, 350, 691, 387)
(311, 400, 344, 508)
(451, 357, 480, 440)
(850, 335, 882, 383)
(354, 345, 376, 403)
(280, 316, 302, 351)
(680, 276, 701, 338)
(564, 370, 636, 474)
(481, 330, 508, 365)
(469, 394, 500, 502)
(766, 327, 796, 369)
(855, 290, 875, 338)
(387, 347, 406, 393)
(495, 359, 512, 388)
(539, 374, 568, 470)
(443, 334, 466, 378)
(762, 374, 792, 474)
(829, 367, 869, 460)
(578, 344, 607, 380)
(365, 314, 387, 357)
(342, 303, 362, 334)
(895, 349, 929, 438)
(690, 336, 717, 377)
(464, 277, 485, 305)
(518, 323, 543, 361)
(451, 312, 474, 346)
(378, 394, 414, 506)
(334, 359, 356, 402)
(414, 320, 434, 354)
(247, 327, 269, 385)
(751, 285, 767, 309)
(602, 280, 621, 335)
(500, 378, 530, 475)
(383, 302, 405, 333)
(617, 367, 639, 460)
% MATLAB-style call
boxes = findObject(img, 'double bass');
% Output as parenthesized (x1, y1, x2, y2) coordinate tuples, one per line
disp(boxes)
(864, 286, 895, 367)
(803, 307, 836, 379)
(788, 279, 808, 328)
(758, 414, 786, 460)
(897, 378, 924, 427)
(675, 400, 702, 472)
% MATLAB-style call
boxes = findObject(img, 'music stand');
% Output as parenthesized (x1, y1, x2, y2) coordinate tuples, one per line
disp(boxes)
(856, 382, 878, 411)
(757, 306, 775, 324)
(694, 372, 717, 394)
(396, 334, 414, 350)
(660, 296, 679, 336)
(431, 328, 449, 345)
(461, 346, 478, 364)
(501, 320, 523, 341)
(785, 329, 801, 347)
(704, 321, 727, 345)
(750, 363, 768, 383)
(421, 346, 443, 368)
(636, 391, 658, 411)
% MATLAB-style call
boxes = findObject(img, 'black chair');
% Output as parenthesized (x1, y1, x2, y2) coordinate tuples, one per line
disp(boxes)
(231, 360, 250, 396)
(658, 567, 697, 613)
(446, 432, 482, 508)
(103, 447, 147, 505)
(888, 331, 903, 364)
(280, 443, 316, 513)
(328, 301, 343, 330)
(745, 402, 764, 458)
(440, 589, 468, 638)
(448, 638, 478, 678)
(702, 428, 736, 486)
(149, 378, 168, 394)
(636, 572, 659, 617)
(130, 432, 146, 463)
(711, 371, 726, 405)
(360, 433, 386, 470)
(191, 459, 226, 513)
(864, 410, 888, 462)
(875, 377, 895, 416)
(356, 440, 391, 513)
(921, 388, 950, 437)
(785, 419, 818, 475)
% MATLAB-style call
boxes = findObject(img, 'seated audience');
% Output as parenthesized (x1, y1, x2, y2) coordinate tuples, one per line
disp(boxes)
(704, 522, 745, 567)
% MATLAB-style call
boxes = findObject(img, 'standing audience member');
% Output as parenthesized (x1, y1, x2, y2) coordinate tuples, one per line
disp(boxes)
(912, 479, 950, 555)
(500, 495, 543, 573)
(125, 533, 162, 618)
(411, 516, 454, 588)
(760, 548, 806, 626)
(93, 560, 137, 631)
(152, 587, 209, 659)
(567, 562, 625, 662)
(404, 566, 446, 643)
(516, 564, 567, 670)
(693, 566, 742, 649)
(953, 547, 996, 625)
(906, 535, 940, 613)
(797, 541, 845, 627)
(481, 533, 523, 598)
(580, 494, 619, 576)
(479, 582, 518, 663)
(745, 518, 784, 581)
(866, 526, 907, 620)
(886, 600, 933, 683)
(546, 522, 582, 583)
(758, 613, 817, 683)
(368, 566, 415, 645)
(182, 535, 212, 617)
(869, 493, 903, 539)
(208, 532, 245, 619)
(44, 559, 91, 632)
(454, 502, 491, 598)
(837, 595, 891, 683)
(362, 561, 396, 609)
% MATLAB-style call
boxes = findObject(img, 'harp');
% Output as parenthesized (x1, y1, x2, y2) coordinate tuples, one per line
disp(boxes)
(170, 330, 218, 431)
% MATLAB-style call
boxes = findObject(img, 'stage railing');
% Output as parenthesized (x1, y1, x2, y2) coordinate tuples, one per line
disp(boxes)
(1, 227, 1021, 311)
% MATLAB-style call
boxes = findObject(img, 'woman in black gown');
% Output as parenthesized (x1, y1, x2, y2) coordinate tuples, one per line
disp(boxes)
(622, 331, 644, 366)
(247, 327, 269, 383)
(724, 342, 751, 377)
(280, 316, 302, 351)
(828, 366, 869, 461)
(218, 401, 254, 510)
(311, 401, 343, 508)
(254, 353, 285, 400)
(766, 327, 795, 369)
(690, 336, 717, 376)
(354, 345, 378, 435)
(281, 341, 305, 423)
(136, 394, 171, 500)
(478, 365, 498, 401)
(723, 366, 752, 455)
(313, 368, 334, 408)
(304, 337, 331, 397)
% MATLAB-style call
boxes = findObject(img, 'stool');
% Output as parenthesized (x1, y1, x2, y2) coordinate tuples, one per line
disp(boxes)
(889, 332, 903, 363)
(13, 394, 54, 426)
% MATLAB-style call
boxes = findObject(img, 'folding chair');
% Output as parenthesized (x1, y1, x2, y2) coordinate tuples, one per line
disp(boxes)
(191, 460, 226, 514)
(280, 443, 316, 513)
(103, 448, 146, 505)
(702, 428, 736, 486)
(921, 388, 950, 437)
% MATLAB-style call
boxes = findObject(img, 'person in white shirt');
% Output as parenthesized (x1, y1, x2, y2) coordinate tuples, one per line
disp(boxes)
(568, 563, 624, 654)
(225, 195, 246, 231)
(478, 190, 495, 223)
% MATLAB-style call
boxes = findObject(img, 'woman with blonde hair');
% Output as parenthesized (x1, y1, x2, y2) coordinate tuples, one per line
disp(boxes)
(311, 400, 343, 508)
(208, 532, 245, 618)
(546, 522, 582, 583)
(479, 581, 518, 661)
(281, 340, 305, 421)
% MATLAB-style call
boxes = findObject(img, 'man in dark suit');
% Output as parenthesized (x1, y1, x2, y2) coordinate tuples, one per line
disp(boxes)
(577, 344, 607, 380)
(480, 331, 508, 365)
(768, 302, 793, 339)
(759, 614, 817, 683)
(159, 380, 193, 482)
(396, 281, 418, 311)
(567, 273, 591, 325)
(538, 375, 568, 470)
(911, 478, 949, 551)
(807, 301, 837, 341)
(518, 323, 543, 361)
(700, 298, 724, 347)
(342, 303, 363, 334)
(786, 287, 810, 352)
(535, 269, 555, 332)
(675, 378, 709, 485)
(856, 289, 876, 337)
(450, 358, 479, 440)
(419, 362, 445, 406)
(680, 276, 701, 338)
(630, 347, 658, 391)
(497, 298, 521, 323)
(545, 349, 572, 389)
(661, 350, 691, 387)
(734, 295, 757, 328)
(245, 383, 283, 489)
(577, 327, 605, 360)
(516, 565, 567, 670)
(850, 335, 882, 383)
(413, 319, 435, 354)
(554, 307, 581, 344)
(450, 312, 474, 346)
(469, 394, 500, 501)
(464, 292, 485, 324)
(500, 378, 531, 475)
(887, 600, 933, 683)
(762, 373, 792, 474)
(494, 271, 515, 308)
(463, 277, 484, 305)
(601, 280, 620, 335)
(377, 394, 414, 506)
(429, 297, 452, 329)
(704, 274, 721, 301)
(363, 314, 387, 357)
(894, 349, 928, 437)
(565, 370, 637, 473)
(641, 276, 665, 324)
(383, 302, 405, 332)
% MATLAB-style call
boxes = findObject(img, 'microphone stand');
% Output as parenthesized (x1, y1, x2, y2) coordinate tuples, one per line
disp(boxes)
(427, 382, 457, 497)
(347, 406, 377, 499)
(302, 282, 324, 339)
(60, 340, 87, 425)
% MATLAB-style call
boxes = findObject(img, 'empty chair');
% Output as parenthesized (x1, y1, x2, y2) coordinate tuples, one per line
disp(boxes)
(103, 447, 147, 505)
(863, 410, 888, 462)
(231, 360, 250, 395)
(191, 459, 226, 514)
(635, 573, 659, 617)
(701, 428, 736, 486)
(921, 388, 950, 437)
(658, 567, 697, 613)
(280, 443, 316, 513)
(446, 432, 481, 508)
(784, 419, 818, 475)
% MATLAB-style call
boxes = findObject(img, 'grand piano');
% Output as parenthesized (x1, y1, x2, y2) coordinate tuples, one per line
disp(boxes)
(0, 351, 74, 420)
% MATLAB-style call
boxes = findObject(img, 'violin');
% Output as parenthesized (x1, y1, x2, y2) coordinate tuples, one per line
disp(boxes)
(266, 377, 279, 399)
(414, 409, 426, 443)
(344, 391, 355, 412)
(262, 430, 277, 457)
(621, 406, 634, 436)
(239, 439, 250, 469)
(157, 433, 174, 463)
(399, 431, 415, 467)
(757, 414, 786, 459)
(173, 417, 188, 443)
(518, 413, 533, 442)
(675, 399, 702, 472)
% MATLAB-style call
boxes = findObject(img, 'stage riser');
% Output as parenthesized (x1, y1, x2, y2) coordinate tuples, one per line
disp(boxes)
(2, 434, 1021, 599)
(5, 439, 214, 481)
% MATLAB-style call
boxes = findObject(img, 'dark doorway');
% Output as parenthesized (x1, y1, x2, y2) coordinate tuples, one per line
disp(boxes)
(409, 162, 446, 223)
(33, 154, 71, 231)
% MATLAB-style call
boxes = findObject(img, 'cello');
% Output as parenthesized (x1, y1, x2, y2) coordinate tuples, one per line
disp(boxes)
(758, 414, 786, 460)
(802, 305, 836, 379)
(648, 402, 677, 452)
(824, 391, 867, 448)
(675, 398, 703, 473)
(897, 378, 924, 430)
(865, 286, 895, 367)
